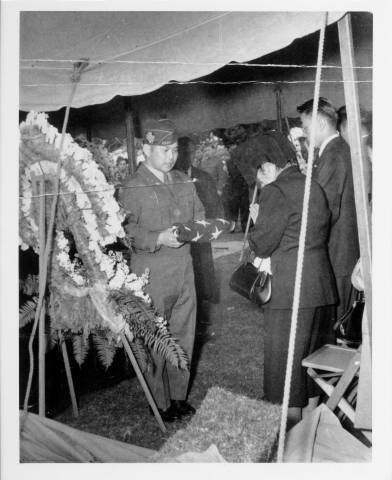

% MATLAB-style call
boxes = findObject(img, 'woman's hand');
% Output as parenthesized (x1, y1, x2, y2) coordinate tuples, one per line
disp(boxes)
(297, 154, 308, 175)
(249, 203, 259, 223)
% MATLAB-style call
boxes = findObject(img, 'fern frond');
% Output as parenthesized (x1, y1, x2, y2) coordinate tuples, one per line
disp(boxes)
(108, 290, 189, 370)
(145, 328, 189, 371)
(72, 333, 90, 366)
(128, 337, 152, 373)
(91, 331, 117, 369)
(19, 297, 37, 328)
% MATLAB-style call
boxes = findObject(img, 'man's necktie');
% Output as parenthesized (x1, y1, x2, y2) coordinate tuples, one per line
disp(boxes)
(313, 148, 320, 168)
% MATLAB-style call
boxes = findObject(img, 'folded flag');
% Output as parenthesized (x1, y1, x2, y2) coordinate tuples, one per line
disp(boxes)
(173, 218, 231, 243)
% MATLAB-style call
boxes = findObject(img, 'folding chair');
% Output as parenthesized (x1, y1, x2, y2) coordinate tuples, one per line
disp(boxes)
(302, 344, 371, 442)
(302, 344, 360, 423)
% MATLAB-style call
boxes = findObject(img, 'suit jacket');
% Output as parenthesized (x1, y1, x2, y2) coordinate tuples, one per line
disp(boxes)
(190, 166, 224, 218)
(118, 163, 205, 259)
(200, 155, 228, 193)
(248, 166, 337, 309)
(313, 136, 359, 277)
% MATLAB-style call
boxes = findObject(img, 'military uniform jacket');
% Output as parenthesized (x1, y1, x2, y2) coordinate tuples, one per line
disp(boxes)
(118, 163, 205, 258)
(313, 136, 359, 277)
(248, 166, 337, 309)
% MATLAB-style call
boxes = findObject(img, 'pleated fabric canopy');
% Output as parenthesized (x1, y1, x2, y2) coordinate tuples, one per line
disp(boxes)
(20, 11, 344, 111)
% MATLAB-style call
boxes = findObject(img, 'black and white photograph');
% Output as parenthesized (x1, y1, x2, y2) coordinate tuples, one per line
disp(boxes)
(1, 1, 391, 477)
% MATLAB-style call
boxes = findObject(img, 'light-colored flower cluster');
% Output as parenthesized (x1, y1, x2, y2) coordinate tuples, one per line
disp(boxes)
(20, 112, 126, 259)
(105, 251, 151, 303)
(55, 230, 86, 286)
(19, 167, 39, 251)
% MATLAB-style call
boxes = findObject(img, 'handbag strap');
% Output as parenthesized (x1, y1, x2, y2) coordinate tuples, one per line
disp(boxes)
(239, 182, 258, 263)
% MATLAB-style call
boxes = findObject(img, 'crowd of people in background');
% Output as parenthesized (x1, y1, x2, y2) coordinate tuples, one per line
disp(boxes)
(104, 99, 372, 425)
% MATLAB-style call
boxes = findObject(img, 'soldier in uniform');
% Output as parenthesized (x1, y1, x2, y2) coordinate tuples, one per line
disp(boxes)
(118, 119, 205, 422)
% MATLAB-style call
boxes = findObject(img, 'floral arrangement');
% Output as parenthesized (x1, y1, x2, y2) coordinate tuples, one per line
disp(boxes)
(19, 112, 188, 370)
(74, 135, 145, 185)
(193, 132, 230, 175)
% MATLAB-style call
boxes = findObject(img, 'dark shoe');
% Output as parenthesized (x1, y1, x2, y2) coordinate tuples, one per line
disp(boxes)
(149, 405, 181, 422)
(171, 400, 196, 416)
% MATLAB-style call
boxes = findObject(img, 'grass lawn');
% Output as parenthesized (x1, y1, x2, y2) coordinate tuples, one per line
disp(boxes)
(55, 233, 265, 452)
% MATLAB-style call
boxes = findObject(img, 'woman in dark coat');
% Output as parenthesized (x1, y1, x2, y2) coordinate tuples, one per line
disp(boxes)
(248, 157, 337, 426)
(175, 137, 224, 304)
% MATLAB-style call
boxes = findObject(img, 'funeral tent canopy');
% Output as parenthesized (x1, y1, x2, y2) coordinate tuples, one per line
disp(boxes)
(20, 11, 344, 112)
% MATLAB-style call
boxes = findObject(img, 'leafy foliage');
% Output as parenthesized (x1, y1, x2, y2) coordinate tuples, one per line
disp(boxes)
(19, 297, 38, 328)
(91, 331, 118, 370)
(110, 289, 189, 371)
(72, 333, 90, 366)
(128, 337, 153, 373)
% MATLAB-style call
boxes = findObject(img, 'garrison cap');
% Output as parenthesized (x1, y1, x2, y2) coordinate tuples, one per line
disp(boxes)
(143, 118, 178, 146)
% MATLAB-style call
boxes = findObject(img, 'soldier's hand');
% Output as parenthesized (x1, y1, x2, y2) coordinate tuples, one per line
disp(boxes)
(157, 228, 184, 248)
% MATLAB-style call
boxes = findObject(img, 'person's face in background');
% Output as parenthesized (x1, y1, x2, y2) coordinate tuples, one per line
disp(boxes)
(193, 148, 203, 167)
(118, 159, 128, 173)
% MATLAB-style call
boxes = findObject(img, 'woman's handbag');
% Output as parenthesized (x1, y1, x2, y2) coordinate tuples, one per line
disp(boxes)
(229, 183, 272, 306)
(229, 261, 271, 305)
(333, 289, 364, 348)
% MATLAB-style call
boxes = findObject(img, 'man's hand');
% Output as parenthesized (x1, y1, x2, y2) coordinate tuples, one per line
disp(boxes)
(157, 228, 184, 248)
(249, 203, 259, 223)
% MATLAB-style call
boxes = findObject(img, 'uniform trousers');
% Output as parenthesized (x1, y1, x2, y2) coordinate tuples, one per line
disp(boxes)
(132, 253, 196, 410)
(263, 305, 335, 408)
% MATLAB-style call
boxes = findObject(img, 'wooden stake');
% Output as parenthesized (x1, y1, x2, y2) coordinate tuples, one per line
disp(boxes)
(121, 331, 167, 433)
(274, 85, 283, 133)
(38, 179, 46, 417)
(60, 335, 79, 418)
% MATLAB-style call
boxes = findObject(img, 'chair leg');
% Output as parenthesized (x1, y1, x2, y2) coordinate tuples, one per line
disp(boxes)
(326, 352, 360, 412)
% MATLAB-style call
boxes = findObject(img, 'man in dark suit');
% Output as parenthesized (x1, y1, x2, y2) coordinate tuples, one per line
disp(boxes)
(297, 98, 360, 322)
(248, 157, 337, 426)
(175, 136, 224, 304)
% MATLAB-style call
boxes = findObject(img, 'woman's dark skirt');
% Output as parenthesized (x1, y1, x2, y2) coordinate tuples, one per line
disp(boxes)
(263, 306, 335, 408)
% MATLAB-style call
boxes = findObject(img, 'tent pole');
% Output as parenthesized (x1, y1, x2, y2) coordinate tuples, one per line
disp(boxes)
(338, 13, 372, 430)
(38, 179, 46, 417)
(274, 85, 283, 132)
(124, 98, 137, 175)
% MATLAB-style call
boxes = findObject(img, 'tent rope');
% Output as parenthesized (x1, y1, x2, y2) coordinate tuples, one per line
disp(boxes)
(276, 12, 328, 463)
(22, 61, 88, 425)
(22, 79, 371, 88)
(20, 59, 372, 69)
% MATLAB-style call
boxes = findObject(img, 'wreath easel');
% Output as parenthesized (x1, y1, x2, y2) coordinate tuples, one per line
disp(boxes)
(19, 75, 187, 434)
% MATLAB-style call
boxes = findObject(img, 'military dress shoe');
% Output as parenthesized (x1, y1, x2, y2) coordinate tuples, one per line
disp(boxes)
(171, 400, 196, 416)
(149, 404, 182, 422)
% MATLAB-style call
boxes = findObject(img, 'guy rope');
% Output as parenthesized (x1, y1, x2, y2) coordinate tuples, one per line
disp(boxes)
(276, 12, 328, 462)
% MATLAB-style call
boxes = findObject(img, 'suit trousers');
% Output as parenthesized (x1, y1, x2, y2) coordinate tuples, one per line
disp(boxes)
(263, 305, 335, 408)
(132, 253, 196, 410)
